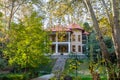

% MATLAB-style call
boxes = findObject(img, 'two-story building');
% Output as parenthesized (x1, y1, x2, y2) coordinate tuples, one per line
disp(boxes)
(48, 23, 89, 55)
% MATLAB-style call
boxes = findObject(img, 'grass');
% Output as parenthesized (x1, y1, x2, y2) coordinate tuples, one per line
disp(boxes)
(64, 58, 107, 80)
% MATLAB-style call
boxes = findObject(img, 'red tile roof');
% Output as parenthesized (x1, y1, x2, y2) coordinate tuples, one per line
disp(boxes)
(47, 23, 85, 32)
(67, 23, 84, 31)
(83, 31, 89, 35)
(48, 25, 71, 32)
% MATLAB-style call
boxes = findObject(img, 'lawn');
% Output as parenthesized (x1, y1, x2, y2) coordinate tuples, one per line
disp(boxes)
(64, 58, 107, 80)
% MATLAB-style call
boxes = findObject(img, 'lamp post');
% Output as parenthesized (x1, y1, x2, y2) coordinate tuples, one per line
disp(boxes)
(75, 54, 78, 80)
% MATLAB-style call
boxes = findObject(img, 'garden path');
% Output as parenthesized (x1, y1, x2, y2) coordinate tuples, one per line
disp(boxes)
(31, 73, 54, 80)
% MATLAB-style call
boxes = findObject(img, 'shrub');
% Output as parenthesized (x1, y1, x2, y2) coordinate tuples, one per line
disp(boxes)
(0, 58, 7, 70)
(0, 73, 29, 80)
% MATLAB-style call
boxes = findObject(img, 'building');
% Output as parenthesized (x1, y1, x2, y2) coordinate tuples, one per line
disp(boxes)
(49, 23, 89, 55)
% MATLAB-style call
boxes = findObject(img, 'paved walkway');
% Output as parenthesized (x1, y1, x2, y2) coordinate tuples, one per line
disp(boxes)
(31, 74, 54, 80)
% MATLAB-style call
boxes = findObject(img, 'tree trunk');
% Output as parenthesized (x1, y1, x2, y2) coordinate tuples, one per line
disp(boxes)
(89, 65, 101, 80)
(112, 0, 120, 79)
(8, 0, 15, 30)
(84, 0, 110, 61)
(101, 0, 120, 79)
(84, 0, 117, 79)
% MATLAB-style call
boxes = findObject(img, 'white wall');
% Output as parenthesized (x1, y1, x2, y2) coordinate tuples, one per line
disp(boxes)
(71, 29, 83, 54)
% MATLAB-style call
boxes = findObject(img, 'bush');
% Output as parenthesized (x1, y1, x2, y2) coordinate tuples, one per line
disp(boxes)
(0, 73, 29, 80)
(0, 58, 7, 70)
(64, 75, 73, 80)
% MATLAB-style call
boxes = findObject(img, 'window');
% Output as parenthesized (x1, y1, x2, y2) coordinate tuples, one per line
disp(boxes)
(82, 34, 87, 40)
(51, 45, 56, 53)
(78, 45, 81, 52)
(58, 44, 68, 53)
(78, 35, 81, 41)
(72, 45, 75, 52)
(82, 40, 86, 44)
(82, 45, 86, 53)
(72, 35, 75, 41)
(51, 35, 56, 42)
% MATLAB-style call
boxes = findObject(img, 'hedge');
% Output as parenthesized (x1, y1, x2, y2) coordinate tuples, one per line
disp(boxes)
(0, 73, 29, 80)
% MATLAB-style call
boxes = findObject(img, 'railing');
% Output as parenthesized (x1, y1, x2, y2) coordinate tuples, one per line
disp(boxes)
(50, 54, 87, 59)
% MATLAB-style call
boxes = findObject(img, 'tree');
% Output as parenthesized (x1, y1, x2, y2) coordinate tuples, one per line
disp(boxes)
(0, 0, 39, 30)
(4, 12, 51, 70)
(84, 0, 120, 79)
(83, 22, 92, 32)
(104, 1, 120, 78)
(84, 0, 110, 61)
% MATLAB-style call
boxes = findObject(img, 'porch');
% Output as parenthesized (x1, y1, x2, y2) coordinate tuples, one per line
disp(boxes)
(51, 43, 71, 54)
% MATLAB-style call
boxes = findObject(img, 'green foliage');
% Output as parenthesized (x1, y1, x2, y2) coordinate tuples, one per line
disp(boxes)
(104, 37, 114, 53)
(64, 59, 89, 80)
(87, 31, 116, 80)
(0, 12, 3, 17)
(87, 31, 100, 58)
(87, 31, 115, 61)
(39, 59, 56, 75)
(4, 12, 51, 68)
(67, 59, 82, 72)
(0, 58, 7, 70)
(98, 17, 112, 37)
(0, 73, 29, 80)
(83, 22, 92, 32)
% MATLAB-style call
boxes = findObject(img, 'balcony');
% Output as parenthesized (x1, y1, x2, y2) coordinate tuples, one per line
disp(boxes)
(58, 34, 69, 42)
(50, 33, 70, 42)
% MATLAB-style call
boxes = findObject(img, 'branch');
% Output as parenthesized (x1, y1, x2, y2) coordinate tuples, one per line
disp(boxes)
(12, 0, 26, 15)
(101, 0, 113, 27)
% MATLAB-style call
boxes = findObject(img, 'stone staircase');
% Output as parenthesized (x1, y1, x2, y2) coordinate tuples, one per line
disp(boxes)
(32, 54, 87, 80)
(52, 55, 67, 79)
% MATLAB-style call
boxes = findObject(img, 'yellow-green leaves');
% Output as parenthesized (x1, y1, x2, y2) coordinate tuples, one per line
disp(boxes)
(0, 12, 3, 17)
(98, 17, 112, 37)
(52, 3, 73, 17)
(4, 12, 51, 68)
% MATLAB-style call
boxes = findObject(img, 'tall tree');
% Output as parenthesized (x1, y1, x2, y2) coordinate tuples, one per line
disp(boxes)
(4, 12, 51, 69)
(110, 1, 120, 78)
(84, 0, 120, 79)
(0, 0, 38, 30)
(84, 0, 110, 61)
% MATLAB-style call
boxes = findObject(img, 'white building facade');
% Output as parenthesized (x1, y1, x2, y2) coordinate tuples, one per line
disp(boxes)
(49, 23, 88, 55)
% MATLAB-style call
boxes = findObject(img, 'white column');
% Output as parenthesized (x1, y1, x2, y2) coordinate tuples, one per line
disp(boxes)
(68, 32, 70, 42)
(68, 42, 70, 53)
(55, 33, 58, 54)
(68, 32, 71, 53)
(56, 43, 58, 54)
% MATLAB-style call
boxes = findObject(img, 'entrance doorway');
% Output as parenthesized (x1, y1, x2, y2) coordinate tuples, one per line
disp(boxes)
(58, 44, 68, 53)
